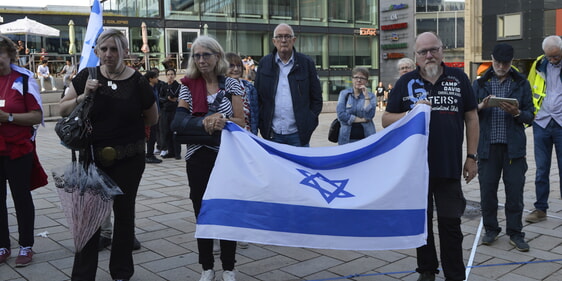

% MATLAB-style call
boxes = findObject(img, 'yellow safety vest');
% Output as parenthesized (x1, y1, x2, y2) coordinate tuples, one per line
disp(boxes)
(527, 55, 546, 115)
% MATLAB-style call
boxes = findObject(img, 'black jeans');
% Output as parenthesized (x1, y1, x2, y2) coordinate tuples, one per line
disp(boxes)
(160, 110, 181, 157)
(479, 144, 526, 237)
(0, 152, 34, 249)
(71, 153, 145, 281)
(186, 147, 236, 271)
(416, 178, 466, 281)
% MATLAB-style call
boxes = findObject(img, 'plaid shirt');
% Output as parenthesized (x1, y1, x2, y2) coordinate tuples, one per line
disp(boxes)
(490, 74, 513, 144)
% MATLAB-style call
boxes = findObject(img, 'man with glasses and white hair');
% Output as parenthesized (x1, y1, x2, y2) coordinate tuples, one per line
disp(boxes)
(526, 35, 562, 224)
(382, 31, 479, 281)
(255, 23, 323, 147)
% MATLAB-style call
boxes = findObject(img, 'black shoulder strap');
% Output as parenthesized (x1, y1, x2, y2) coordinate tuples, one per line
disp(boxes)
(22, 73, 29, 94)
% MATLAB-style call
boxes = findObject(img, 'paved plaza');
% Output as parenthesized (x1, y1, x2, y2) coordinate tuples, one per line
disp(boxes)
(2, 109, 562, 281)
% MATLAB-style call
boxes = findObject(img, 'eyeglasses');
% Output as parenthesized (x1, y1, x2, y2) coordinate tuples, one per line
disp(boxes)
(273, 34, 294, 41)
(192, 52, 216, 60)
(229, 64, 243, 69)
(416, 47, 441, 56)
(545, 55, 562, 61)
(399, 66, 415, 71)
(352, 76, 368, 81)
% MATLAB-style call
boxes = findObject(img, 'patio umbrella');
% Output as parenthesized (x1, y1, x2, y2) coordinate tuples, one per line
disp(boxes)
(52, 152, 123, 253)
(68, 20, 76, 55)
(0, 16, 60, 51)
(141, 22, 149, 70)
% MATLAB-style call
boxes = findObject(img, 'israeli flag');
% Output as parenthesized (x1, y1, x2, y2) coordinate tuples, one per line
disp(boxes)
(78, 0, 103, 72)
(196, 105, 431, 251)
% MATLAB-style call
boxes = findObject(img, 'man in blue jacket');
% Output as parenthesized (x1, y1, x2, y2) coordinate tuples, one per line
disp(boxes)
(473, 43, 534, 252)
(255, 23, 323, 147)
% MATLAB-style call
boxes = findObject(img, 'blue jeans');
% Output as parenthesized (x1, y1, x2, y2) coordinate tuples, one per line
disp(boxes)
(478, 144, 526, 237)
(271, 132, 309, 147)
(533, 120, 562, 211)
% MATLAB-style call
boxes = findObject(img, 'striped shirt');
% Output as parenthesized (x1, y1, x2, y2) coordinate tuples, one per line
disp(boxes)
(490, 74, 512, 144)
(179, 77, 243, 160)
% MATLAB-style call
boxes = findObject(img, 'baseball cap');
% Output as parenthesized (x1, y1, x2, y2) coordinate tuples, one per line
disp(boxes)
(492, 43, 514, 62)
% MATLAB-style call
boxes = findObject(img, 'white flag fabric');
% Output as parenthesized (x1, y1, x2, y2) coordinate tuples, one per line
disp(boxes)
(78, 0, 103, 72)
(195, 105, 431, 251)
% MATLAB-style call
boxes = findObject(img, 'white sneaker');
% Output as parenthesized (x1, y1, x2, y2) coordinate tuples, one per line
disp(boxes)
(160, 150, 168, 157)
(52, 87, 57, 91)
(222, 270, 236, 281)
(237, 241, 249, 249)
(199, 269, 215, 281)
(153, 148, 161, 155)
(213, 239, 220, 255)
(41, 88, 45, 92)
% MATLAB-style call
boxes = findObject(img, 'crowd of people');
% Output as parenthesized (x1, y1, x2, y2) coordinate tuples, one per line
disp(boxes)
(1, 24, 562, 281)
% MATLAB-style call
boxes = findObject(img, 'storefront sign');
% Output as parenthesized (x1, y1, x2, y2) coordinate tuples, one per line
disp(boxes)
(359, 28, 378, 36)
(383, 52, 406, 59)
(381, 42, 408, 50)
(381, 22, 408, 31)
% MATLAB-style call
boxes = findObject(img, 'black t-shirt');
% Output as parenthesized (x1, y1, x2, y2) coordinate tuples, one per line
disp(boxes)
(376, 85, 386, 97)
(160, 81, 181, 112)
(72, 66, 155, 147)
(386, 64, 477, 179)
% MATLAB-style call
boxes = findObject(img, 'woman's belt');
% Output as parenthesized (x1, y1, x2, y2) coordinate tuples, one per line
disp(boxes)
(95, 139, 145, 166)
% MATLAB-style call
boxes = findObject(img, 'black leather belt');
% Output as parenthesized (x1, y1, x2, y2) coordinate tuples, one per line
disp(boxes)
(95, 139, 145, 166)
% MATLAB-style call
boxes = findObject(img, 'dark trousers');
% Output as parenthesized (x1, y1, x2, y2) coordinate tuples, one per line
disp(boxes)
(186, 147, 236, 271)
(0, 152, 34, 248)
(147, 122, 160, 155)
(71, 153, 145, 281)
(479, 144, 526, 237)
(416, 178, 466, 281)
(160, 110, 181, 157)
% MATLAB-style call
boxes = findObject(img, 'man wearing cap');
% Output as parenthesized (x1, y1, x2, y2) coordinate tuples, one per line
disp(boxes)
(473, 43, 534, 251)
(526, 35, 562, 224)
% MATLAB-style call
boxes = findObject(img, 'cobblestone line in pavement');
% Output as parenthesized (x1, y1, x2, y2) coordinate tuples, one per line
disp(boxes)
(2, 111, 562, 281)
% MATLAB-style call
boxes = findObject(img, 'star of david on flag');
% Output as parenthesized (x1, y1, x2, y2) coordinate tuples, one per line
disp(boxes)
(196, 105, 431, 251)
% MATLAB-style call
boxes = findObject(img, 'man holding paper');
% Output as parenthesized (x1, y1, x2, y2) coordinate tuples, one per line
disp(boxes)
(473, 43, 534, 252)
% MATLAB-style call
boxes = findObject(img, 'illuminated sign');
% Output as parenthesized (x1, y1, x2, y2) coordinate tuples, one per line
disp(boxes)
(444, 62, 465, 68)
(381, 43, 408, 50)
(359, 28, 378, 36)
(381, 22, 408, 31)
(383, 53, 406, 59)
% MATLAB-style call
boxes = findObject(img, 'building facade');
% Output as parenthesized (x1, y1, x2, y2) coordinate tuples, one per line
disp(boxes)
(1, 0, 382, 101)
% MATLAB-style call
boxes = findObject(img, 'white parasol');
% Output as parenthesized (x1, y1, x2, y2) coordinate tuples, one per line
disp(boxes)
(0, 16, 60, 50)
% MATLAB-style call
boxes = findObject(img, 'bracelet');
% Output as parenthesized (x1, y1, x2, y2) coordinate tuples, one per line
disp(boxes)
(513, 110, 520, 118)
(365, 98, 371, 100)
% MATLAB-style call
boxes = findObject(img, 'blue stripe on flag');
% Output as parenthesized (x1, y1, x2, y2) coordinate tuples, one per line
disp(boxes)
(78, 0, 103, 72)
(198, 199, 425, 237)
(225, 111, 427, 170)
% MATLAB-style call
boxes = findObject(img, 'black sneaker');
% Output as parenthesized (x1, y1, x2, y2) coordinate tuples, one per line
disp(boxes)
(482, 231, 499, 245)
(417, 272, 435, 281)
(510, 236, 530, 252)
(98, 236, 112, 251)
(145, 156, 162, 164)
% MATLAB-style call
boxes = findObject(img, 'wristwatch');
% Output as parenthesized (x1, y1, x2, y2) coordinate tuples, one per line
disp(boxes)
(467, 153, 478, 161)
(7, 113, 13, 123)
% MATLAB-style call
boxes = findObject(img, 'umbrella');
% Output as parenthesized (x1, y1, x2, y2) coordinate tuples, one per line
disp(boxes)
(141, 22, 149, 70)
(0, 16, 60, 52)
(52, 153, 123, 253)
(68, 20, 76, 55)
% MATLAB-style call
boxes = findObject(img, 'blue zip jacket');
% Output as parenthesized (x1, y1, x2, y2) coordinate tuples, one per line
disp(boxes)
(255, 47, 323, 145)
(473, 68, 534, 160)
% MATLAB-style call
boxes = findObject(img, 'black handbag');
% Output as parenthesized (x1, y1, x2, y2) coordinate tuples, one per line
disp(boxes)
(328, 118, 340, 143)
(171, 92, 224, 146)
(55, 94, 94, 150)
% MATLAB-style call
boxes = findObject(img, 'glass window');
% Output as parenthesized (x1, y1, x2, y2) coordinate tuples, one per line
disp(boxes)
(270, 0, 297, 20)
(165, 0, 198, 20)
(300, 0, 326, 26)
(236, 31, 264, 61)
(355, 0, 374, 24)
(328, 34, 353, 69)
(201, 0, 234, 20)
(237, 0, 263, 19)
(497, 13, 522, 40)
(329, 0, 352, 25)
(298, 33, 323, 68)
(355, 36, 372, 66)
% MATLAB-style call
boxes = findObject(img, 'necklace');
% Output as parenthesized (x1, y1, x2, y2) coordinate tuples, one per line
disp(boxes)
(105, 66, 126, 90)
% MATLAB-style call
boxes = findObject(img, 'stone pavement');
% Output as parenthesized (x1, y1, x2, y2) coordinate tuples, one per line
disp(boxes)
(2, 110, 562, 281)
